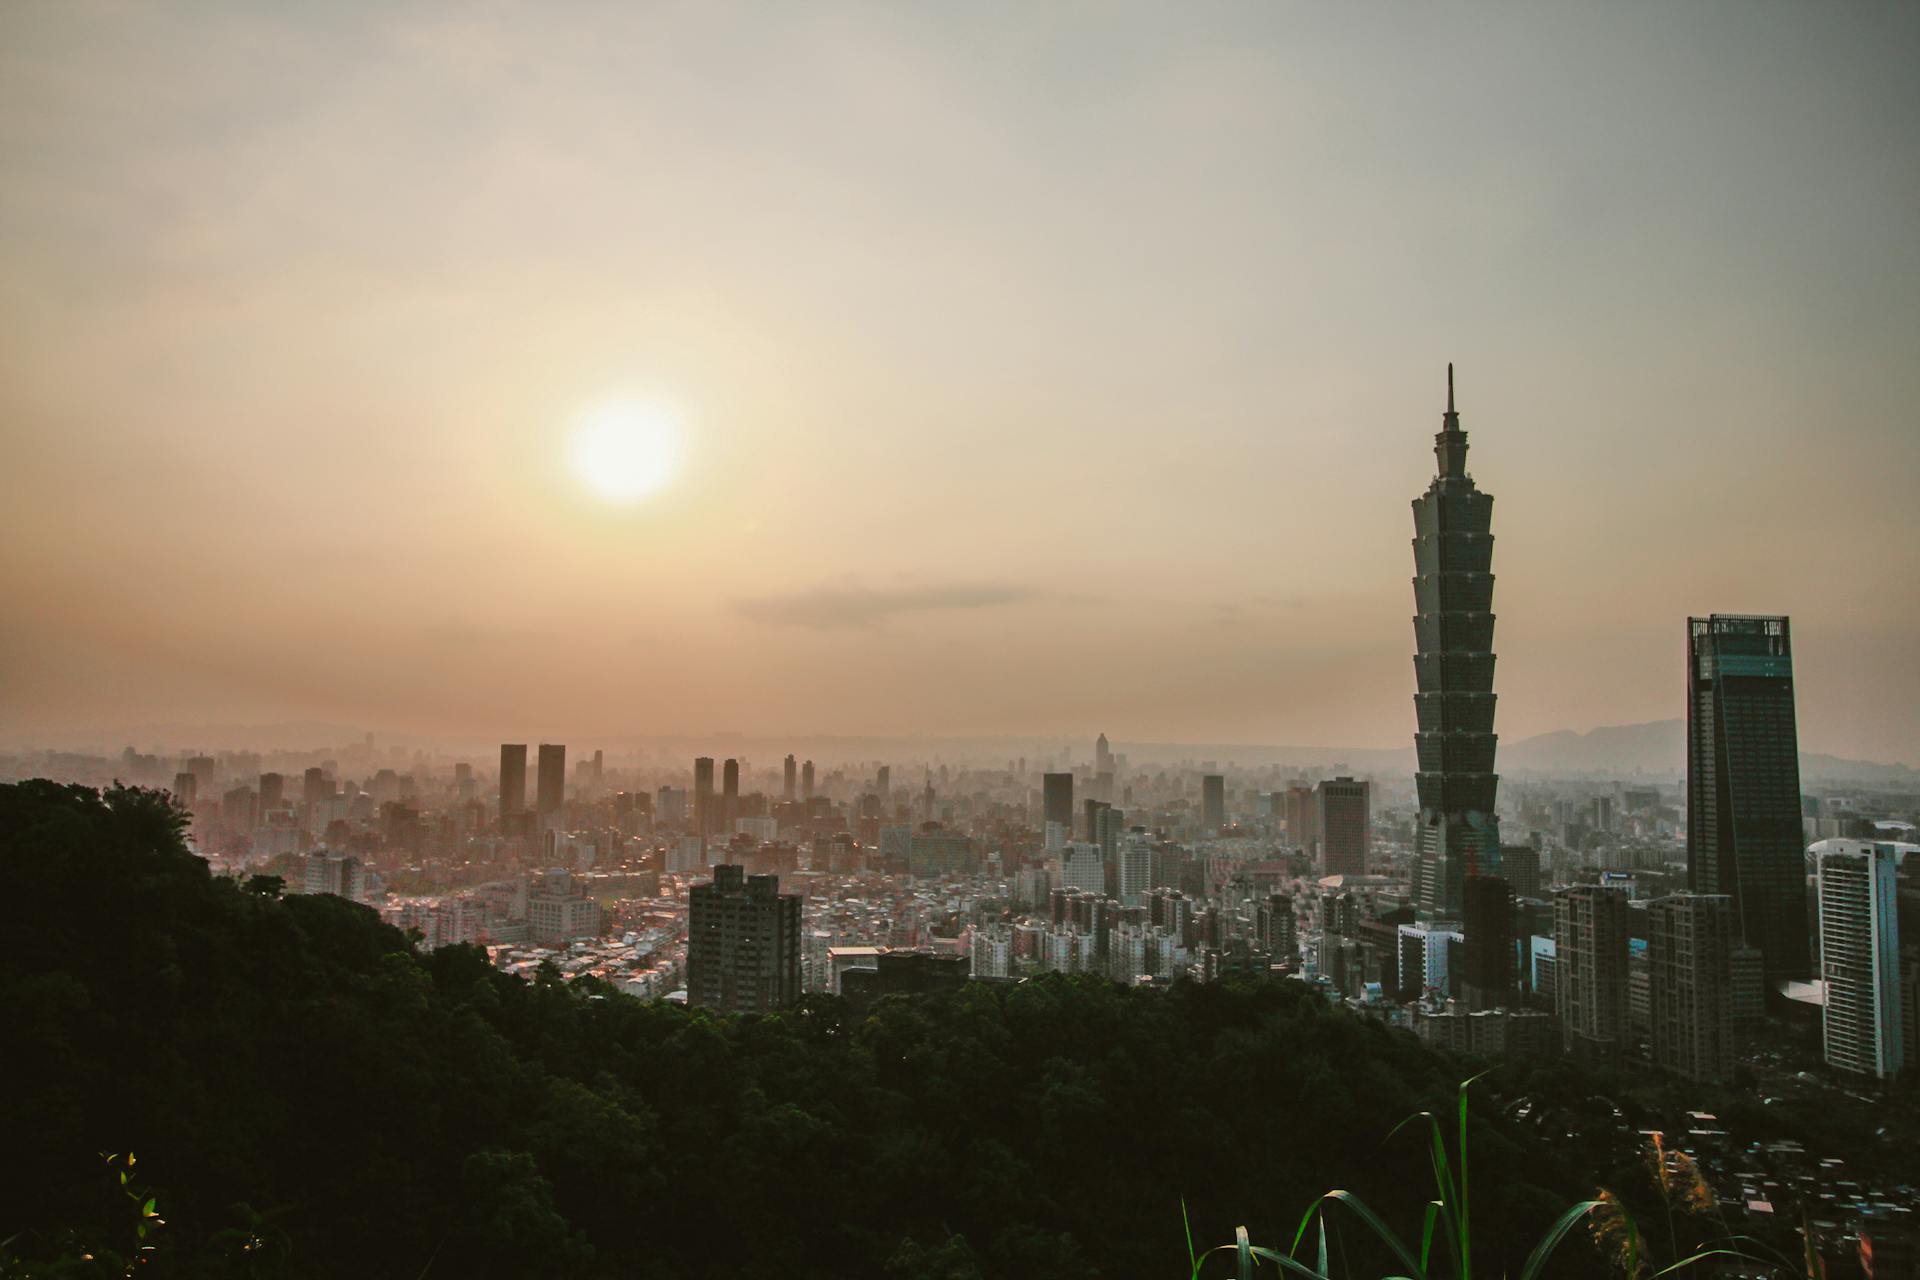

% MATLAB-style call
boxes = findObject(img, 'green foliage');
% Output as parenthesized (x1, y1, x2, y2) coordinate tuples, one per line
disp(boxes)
(1, 781, 1592, 1279)
(1191, 1083, 1799, 1280)
(455, 1150, 592, 1278)
(240, 875, 284, 899)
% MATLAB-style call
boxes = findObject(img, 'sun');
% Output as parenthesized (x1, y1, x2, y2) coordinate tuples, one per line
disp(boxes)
(569, 400, 681, 502)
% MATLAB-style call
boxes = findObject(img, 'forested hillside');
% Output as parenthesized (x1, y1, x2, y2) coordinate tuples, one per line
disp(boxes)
(1, 781, 1588, 1278)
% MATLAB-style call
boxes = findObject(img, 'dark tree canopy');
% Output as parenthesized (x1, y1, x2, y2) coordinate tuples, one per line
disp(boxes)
(0, 781, 1593, 1278)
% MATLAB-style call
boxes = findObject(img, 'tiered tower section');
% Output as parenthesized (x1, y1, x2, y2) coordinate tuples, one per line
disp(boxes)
(1410, 365, 1499, 915)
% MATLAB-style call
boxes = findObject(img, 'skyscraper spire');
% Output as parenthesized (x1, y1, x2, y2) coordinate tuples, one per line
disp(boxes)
(1410, 363, 1499, 915)
(1435, 362, 1468, 478)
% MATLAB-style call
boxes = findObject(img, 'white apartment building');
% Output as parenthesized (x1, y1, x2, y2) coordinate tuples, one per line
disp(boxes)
(1813, 840, 1904, 1079)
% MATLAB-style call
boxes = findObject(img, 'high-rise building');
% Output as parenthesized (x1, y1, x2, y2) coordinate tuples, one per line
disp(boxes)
(1092, 804, 1124, 894)
(1324, 891, 1362, 939)
(535, 744, 566, 829)
(1813, 841, 1904, 1079)
(686, 864, 801, 1014)
(1316, 777, 1370, 878)
(1059, 843, 1106, 895)
(1646, 894, 1738, 1084)
(693, 757, 716, 838)
(1201, 775, 1225, 832)
(1459, 875, 1516, 1011)
(1687, 615, 1808, 981)
(1095, 733, 1113, 774)
(783, 754, 797, 802)
(1116, 830, 1153, 907)
(222, 785, 258, 831)
(301, 766, 328, 806)
(1729, 943, 1766, 1043)
(1555, 884, 1631, 1061)
(875, 764, 890, 798)
(1259, 894, 1297, 962)
(498, 744, 527, 824)
(722, 758, 740, 829)
(1147, 888, 1193, 938)
(1902, 957, 1920, 1081)
(171, 771, 198, 808)
(1083, 798, 1110, 846)
(528, 867, 601, 945)
(258, 772, 286, 809)
(1627, 943, 1652, 1046)
(971, 924, 1014, 979)
(1043, 772, 1074, 834)
(1498, 843, 1541, 899)
(1529, 937, 1558, 1006)
(1285, 785, 1320, 853)
(302, 851, 364, 901)
(1397, 920, 1463, 1000)
(1411, 365, 1500, 916)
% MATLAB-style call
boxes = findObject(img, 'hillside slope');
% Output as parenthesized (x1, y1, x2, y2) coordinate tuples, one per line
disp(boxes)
(0, 781, 1586, 1279)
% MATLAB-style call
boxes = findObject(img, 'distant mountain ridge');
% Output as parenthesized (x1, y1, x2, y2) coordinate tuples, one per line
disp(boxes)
(1502, 719, 1916, 785)
(1501, 720, 1683, 776)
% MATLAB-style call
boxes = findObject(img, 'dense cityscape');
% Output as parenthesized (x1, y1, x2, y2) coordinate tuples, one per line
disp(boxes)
(6, 378, 1914, 1275)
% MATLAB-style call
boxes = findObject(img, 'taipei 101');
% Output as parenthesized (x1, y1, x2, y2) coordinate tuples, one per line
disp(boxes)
(2, 5, 1916, 1277)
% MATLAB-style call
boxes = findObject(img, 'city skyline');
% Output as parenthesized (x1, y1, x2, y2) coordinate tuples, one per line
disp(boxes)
(3, 4, 1918, 762)
(4, 6, 1916, 1276)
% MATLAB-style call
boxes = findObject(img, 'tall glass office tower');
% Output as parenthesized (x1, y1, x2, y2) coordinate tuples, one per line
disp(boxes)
(1411, 365, 1500, 915)
(1687, 614, 1808, 980)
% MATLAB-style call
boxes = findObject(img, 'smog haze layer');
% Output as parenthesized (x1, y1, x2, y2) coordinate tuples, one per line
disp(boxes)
(3, 2, 1917, 762)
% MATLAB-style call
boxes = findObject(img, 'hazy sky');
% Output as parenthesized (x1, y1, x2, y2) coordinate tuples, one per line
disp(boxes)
(3, 2, 1917, 761)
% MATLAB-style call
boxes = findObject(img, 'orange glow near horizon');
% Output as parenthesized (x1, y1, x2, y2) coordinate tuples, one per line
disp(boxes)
(0, 5, 1916, 763)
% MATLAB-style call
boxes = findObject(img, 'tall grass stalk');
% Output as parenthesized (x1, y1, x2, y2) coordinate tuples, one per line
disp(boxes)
(1182, 1082, 1635, 1280)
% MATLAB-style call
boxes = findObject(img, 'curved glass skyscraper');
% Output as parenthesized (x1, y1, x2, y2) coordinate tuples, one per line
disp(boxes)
(1410, 366, 1500, 915)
